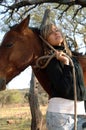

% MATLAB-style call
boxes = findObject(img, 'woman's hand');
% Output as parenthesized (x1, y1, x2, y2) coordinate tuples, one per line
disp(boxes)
(55, 51, 69, 65)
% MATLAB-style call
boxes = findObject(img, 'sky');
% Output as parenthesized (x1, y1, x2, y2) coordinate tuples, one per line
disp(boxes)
(7, 67, 32, 90)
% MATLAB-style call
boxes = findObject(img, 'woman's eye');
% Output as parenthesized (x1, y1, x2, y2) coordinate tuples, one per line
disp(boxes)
(49, 29, 59, 34)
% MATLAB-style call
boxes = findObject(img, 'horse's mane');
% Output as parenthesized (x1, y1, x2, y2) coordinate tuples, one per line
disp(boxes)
(9, 23, 40, 35)
(29, 27, 40, 35)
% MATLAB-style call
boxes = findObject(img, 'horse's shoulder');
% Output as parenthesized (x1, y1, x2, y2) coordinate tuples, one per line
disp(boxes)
(72, 51, 83, 56)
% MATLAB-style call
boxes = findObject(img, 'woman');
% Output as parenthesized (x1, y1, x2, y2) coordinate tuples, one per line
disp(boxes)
(41, 24, 86, 130)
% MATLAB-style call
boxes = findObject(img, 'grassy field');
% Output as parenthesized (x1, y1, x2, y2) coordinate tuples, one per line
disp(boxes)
(0, 105, 47, 130)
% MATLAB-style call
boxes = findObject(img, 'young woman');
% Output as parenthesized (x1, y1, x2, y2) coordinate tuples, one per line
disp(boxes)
(41, 24, 86, 130)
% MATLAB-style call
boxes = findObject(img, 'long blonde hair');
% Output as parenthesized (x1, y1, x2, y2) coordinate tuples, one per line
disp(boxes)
(40, 23, 72, 57)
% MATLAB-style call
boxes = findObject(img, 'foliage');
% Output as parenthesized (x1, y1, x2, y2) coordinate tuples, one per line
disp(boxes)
(0, 1, 86, 52)
(37, 86, 48, 105)
(0, 89, 28, 106)
(0, 88, 48, 107)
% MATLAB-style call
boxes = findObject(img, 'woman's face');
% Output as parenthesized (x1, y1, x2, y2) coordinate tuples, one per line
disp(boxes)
(47, 25, 64, 46)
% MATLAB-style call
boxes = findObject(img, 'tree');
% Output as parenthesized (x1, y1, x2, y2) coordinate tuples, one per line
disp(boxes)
(28, 71, 43, 130)
(0, 0, 86, 52)
(0, 90, 23, 107)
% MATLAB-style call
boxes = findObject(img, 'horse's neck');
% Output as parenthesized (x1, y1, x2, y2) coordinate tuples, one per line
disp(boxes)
(33, 67, 52, 97)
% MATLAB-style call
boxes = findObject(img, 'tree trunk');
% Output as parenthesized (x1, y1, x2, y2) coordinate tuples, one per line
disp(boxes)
(28, 71, 42, 130)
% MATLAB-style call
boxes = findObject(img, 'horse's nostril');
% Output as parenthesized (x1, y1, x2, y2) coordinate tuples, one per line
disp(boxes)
(0, 78, 6, 90)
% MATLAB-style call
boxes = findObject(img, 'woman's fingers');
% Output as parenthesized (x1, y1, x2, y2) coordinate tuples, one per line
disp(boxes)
(56, 51, 64, 58)
(55, 51, 69, 65)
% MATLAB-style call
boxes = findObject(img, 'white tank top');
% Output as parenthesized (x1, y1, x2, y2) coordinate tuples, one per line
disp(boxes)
(47, 97, 86, 115)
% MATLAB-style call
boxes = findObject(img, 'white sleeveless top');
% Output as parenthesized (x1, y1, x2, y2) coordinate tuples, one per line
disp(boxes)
(47, 97, 86, 115)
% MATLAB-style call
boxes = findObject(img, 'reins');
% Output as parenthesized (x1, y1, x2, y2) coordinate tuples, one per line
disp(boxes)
(36, 35, 77, 130)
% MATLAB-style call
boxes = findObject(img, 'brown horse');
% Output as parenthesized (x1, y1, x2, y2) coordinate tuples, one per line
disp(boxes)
(77, 55, 86, 86)
(0, 15, 86, 97)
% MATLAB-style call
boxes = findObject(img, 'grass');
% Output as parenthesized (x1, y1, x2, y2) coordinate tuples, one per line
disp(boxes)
(0, 105, 47, 130)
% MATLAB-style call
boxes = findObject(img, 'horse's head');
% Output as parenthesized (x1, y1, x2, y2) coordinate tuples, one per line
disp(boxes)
(0, 15, 43, 90)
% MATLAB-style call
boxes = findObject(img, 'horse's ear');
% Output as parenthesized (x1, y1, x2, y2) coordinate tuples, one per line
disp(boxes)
(16, 15, 30, 32)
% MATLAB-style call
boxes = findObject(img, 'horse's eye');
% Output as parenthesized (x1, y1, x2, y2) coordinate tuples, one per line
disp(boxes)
(5, 43, 13, 48)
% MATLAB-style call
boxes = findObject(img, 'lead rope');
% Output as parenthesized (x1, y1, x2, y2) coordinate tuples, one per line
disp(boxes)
(36, 35, 77, 130)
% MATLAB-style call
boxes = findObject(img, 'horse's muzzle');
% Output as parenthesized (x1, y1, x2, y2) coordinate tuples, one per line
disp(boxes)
(0, 78, 6, 91)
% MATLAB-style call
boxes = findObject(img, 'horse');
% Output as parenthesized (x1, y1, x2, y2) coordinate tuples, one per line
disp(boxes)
(0, 15, 86, 98)
(77, 55, 86, 86)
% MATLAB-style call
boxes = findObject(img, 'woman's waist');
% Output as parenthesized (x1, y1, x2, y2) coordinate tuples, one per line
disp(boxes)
(47, 97, 85, 115)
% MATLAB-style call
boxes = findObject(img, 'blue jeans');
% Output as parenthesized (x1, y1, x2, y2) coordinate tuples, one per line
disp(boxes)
(46, 112, 86, 130)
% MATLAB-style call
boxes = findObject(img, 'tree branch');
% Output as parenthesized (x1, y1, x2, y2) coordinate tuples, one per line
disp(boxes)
(1, 0, 86, 11)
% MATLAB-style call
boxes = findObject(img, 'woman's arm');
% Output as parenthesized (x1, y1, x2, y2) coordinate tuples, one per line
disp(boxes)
(46, 58, 73, 98)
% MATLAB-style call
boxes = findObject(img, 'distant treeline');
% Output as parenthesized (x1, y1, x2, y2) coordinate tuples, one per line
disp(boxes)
(0, 88, 48, 107)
